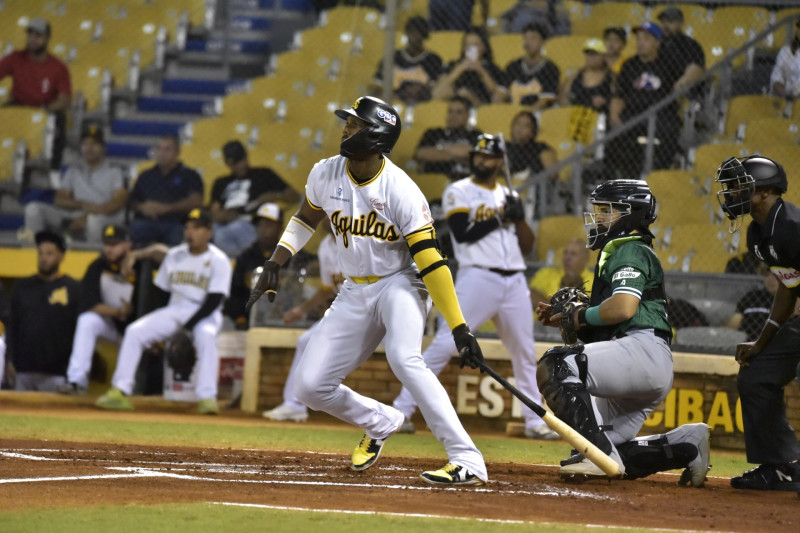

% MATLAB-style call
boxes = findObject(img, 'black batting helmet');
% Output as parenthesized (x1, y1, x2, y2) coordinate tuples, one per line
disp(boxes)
(585, 179, 657, 250)
(470, 134, 504, 158)
(715, 155, 786, 232)
(334, 96, 401, 158)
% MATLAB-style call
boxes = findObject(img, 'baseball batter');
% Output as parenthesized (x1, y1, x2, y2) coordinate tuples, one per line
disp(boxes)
(537, 180, 710, 485)
(393, 134, 556, 440)
(248, 96, 487, 486)
(95, 209, 232, 414)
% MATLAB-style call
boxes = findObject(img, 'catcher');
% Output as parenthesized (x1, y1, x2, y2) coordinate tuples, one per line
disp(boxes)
(95, 209, 232, 414)
(536, 180, 711, 486)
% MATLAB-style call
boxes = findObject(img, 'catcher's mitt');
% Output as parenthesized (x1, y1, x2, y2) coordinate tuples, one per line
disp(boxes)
(549, 285, 590, 344)
(164, 329, 196, 381)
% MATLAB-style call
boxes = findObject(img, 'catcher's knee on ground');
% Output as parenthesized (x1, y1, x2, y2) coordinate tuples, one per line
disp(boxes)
(617, 437, 698, 480)
(537, 344, 613, 455)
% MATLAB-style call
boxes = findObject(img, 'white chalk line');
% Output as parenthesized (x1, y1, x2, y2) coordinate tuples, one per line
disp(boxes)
(209, 501, 731, 533)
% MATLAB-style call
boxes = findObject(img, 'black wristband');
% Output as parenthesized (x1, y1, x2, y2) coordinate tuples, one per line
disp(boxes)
(577, 307, 588, 327)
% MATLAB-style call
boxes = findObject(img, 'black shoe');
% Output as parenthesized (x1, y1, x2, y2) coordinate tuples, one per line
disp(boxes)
(560, 449, 585, 467)
(57, 382, 86, 396)
(731, 463, 800, 491)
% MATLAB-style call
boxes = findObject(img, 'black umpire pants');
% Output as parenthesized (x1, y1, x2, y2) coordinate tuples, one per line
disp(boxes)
(738, 316, 800, 465)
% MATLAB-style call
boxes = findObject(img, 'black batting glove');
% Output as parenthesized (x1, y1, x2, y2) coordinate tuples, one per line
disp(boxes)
(453, 324, 485, 371)
(501, 193, 525, 223)
(245, 260, 280, 313)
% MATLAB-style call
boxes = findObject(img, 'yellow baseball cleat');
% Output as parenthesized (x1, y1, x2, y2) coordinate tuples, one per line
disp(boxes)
(95, 388, 133, 411)
(350, 434, 387, 471)
(420, 463, 485, 486)
(198, 398, 219, 415)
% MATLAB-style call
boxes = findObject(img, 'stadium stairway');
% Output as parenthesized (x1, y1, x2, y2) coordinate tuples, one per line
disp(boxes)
(105, 0, 316, 166)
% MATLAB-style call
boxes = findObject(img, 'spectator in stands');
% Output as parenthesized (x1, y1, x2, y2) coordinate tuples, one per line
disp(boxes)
(503, 23, 560, 110)
(414, 96, 483, 181)
(23, 124, 127, 244)
(432, 26, 507, 107)
(726, 250, 762, 275)
(210, 140, 298, 258)
(6, 231, 80, 391)
(500, 0, 572, 37)
(128, 135, 203, 248)
(226, 203, 283, 330)
(603, 26, 628, 74)
(727, 268, 780, 342)
(430, 0, 487, 31)
(0, 283, 9, 389)
(770, 19, 800, 100)
(529, 238, 592, 313)
(559, 38, 613, 114)
(657, 7, 705, 97)
(506, 110, 557, 180)
(608, 22, 681, 177)
(57, 225, 136, 395)
(0, 18, 71, 169)
(371, 17, 443, 105)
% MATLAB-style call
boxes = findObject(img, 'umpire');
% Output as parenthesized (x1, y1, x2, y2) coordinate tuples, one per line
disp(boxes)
(716, 155, 800, 491)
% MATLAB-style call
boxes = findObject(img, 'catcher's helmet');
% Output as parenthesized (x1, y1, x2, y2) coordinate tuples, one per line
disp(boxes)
(585, 179, 657, 250)
(715, 155, 786, 232)
(334, 96, 401, 158)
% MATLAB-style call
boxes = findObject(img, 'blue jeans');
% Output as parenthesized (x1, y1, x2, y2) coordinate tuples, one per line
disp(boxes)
(213, 219, 256, 257)
(130, 218, 184, 248)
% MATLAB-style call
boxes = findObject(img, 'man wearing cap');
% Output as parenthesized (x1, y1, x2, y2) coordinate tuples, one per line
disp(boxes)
(226, 202, 284, 329)
(6, 231, 80, 391)
(504, 22, 560, 110)
(95, 209, 232, 414)
(608, 21, 682, 176)
(657, 7, 705, 95)
(603, 26, 629, 74)
(559, 38, 613, 115)
(58, 225, 138, 394)
(371, 16, 443, 105)
(23, 123, 127, 244)
(129, 135, 204, 248)
(209, 140, 298, 257)
(0, 18, 72, 168)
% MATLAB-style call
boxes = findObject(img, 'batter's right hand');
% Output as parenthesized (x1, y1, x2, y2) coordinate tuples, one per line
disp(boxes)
(735, 341, 761, 367)
(245, 260, 280, 314)
(453, 324, 485, 371)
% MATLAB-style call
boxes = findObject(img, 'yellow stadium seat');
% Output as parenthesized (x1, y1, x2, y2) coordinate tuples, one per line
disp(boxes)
(657, 222, 733, 273)
(0, 136, 18, 183)
(177, 140, 230, 203)
(723, 95, 784, 139)
(396, 0, 430, 30)
(0, 78, 11, 103)
(426, 31, 463, 63)
(409, 172, 450, 203)
(539, 105, 597, 145)
(744, 118, 800, 151)
(691, 142, 753, 185)
(69, 59, 111, 111)
(473, 0, 516, 34)
(757, 144, 800, 180)
(0, 107, 52, 160)
(320, 6, 383, 35)
(535, 215, 585, 261)
(544, 35, 593, 82)
(475, 103, 531, 140)
(404, 100, 451, 135)
(95, 8, 164, 68)
(388, 127, 421, 172)
(564, 1, 589, 26)
(647, 169, 717, 227)
(491, 34, 522, 70)
(772, 9, 800, 50)
(296, 25, 383, 67)
(697, 6, 770, 68)
(571, 2, 647, 37)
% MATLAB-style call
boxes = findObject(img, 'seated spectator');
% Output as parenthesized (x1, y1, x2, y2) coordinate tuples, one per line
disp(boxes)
(667, 298, 709, 329)
(0, 283, 9, 389)
(0, 18, 71, 169)
(432, 26, 507, 107)
(226, 203, 283, 329)
(608, 22, 681, 177)
(210, 140, 298, 257)
(414, 96, 483, 181)
(559, 38, 613, 113)
(603, 26, 628, 74)
(128, 135, 203, 248)
(430, 0, 487, 31)
(770, 18, 800, 100)
(657, 7, 705, 98)
(506, 110, 557, 182)
(6, 231, 80, 391)
(503, 23, 560, 110)
(500, 0, 572, 37)
(725, 250, 762, 275)
(23, 124, 127, 244)
(371, 16, 443, 105)
(58, 225, 138, 395)
(529, 238, 592, 312)
(727, 269, 780, 342)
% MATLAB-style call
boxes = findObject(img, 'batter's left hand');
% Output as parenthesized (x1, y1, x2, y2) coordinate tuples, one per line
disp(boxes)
(245, 260, 280, 314)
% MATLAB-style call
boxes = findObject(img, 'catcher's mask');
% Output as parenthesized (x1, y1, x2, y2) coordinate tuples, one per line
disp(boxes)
(585, 179, 656, 250)
(715, 155, 786, 233)
(335, 96, 401, 159)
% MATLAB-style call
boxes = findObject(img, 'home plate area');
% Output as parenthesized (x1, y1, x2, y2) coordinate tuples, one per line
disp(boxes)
(0, 440, 797, 532)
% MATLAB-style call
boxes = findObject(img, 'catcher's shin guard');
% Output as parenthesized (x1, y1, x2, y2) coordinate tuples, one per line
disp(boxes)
(537, 345, 613, 455)
(617, 437, 698, 480)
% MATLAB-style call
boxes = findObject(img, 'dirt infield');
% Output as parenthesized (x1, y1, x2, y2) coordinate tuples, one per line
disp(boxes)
(2, 433, 798, 532)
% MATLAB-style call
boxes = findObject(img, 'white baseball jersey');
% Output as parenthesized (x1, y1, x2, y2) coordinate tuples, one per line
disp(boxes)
(317, 233, 342, 292)
(443, 178, 526, 271)
(155, 243, 233, 306)
(306, 155, 434, 278)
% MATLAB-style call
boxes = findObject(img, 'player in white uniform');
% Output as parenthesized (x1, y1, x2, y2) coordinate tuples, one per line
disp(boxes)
(393, 134, 557, 440)
(248, 96, 488, 486)
(263, 222, 342, 422)
(95, 209, 233, 414)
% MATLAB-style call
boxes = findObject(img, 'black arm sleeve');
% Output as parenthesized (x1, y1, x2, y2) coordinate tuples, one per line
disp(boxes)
(447, 212, 501, 244)
(183, 293, 225, 331)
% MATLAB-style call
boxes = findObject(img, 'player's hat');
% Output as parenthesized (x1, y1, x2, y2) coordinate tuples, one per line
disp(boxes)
(252, 202, 281, 223)
(102, 225, 129, 244)
(222, 140, 247, 165)
(583, 38, 607, 55)
(81, 123, 105, 145)
(186, 208, 213, 228)
(35, 230, 66, 252)
(633, 21, 663, 41)
(27, 18, 51, 36)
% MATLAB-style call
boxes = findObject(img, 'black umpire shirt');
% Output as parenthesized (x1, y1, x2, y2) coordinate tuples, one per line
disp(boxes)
(8, 274, 80, 375)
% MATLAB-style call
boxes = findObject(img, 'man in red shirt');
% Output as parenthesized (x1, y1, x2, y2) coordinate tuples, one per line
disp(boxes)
(0, 18, 72, 169)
